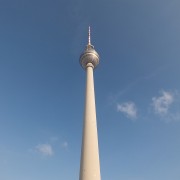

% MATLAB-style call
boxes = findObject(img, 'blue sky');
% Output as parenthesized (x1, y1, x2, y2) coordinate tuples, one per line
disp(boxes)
(0, 0, 180, 180)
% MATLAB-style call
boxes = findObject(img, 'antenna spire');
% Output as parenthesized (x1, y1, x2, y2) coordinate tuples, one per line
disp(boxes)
(88, 26, 91, 45)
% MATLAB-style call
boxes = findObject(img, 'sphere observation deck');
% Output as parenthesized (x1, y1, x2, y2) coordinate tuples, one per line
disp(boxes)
(80, 27, 100, 70)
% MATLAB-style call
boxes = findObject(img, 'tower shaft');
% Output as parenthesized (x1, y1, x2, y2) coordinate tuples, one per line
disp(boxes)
(79, 63, 101, 180)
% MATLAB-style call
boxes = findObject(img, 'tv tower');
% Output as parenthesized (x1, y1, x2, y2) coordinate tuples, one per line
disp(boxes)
(79, 27, 101, 180)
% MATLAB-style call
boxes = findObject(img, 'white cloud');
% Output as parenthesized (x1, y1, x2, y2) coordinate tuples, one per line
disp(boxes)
(152, 90, 174, 116)
(151, 90, 180, 122)
(36, 144, 54, 156)
(117, 102, 137, 119)
(61, 141, 68, 148)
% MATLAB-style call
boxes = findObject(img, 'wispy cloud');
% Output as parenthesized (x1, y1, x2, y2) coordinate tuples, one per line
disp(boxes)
(117, 101, 137, 119)
(152, 90, 174, 116)
(36, 144, 54, 156)
(61, 141, 68, 149)
(50, 136, 59, 142)
(108, 66, 167, 105)
(151, 90, 180, 122)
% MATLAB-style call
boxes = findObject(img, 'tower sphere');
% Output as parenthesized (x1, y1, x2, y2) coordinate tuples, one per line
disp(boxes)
(80, 44, 100, 69)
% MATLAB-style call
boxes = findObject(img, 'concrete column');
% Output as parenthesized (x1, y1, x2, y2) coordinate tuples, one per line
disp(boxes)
(79, 63, 101, 180)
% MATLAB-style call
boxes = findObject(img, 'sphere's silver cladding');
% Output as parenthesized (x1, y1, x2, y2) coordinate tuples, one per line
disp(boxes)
(80, 27, 100, 70)
(80, 44, 100, 69)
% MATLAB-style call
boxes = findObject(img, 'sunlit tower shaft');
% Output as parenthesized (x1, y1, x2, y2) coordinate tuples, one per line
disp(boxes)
(79, 27, 101, 180)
